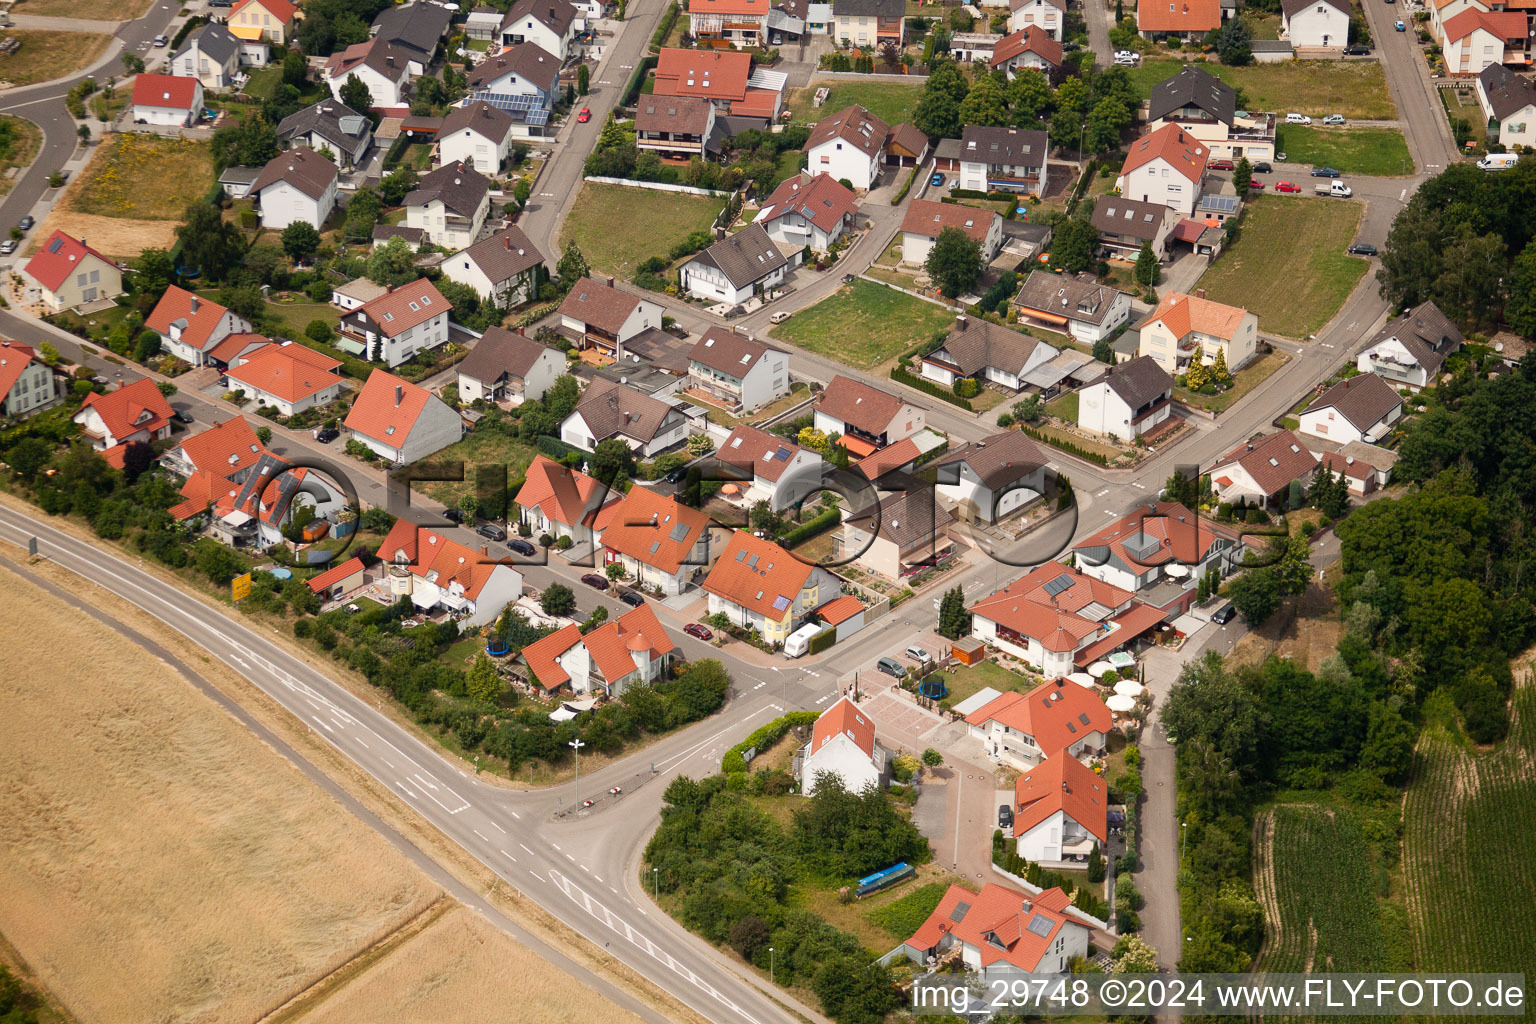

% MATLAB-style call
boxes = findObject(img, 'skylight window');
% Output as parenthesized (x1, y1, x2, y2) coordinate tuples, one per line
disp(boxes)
(383, 312, 395, 321)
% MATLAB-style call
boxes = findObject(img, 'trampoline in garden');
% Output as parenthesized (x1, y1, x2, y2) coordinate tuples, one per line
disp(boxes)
(485, 638, 509, 657)
(918, 676, 948, 699)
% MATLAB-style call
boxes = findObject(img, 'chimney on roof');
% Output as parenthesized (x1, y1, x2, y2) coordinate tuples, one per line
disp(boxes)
(956, 315, 967, 331)
(395, 384, 404, 406)
(623, 410, 632, 424)
(481, 545, 489, 555)
(190, 295, 200, 313)
(505, 235, 511, 249)
(1196, 288, 1206, 300)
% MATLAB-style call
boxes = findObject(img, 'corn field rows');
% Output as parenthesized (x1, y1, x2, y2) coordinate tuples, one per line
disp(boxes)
(1402, 679, 1536, 984)
(1261, 804, 1387, 975)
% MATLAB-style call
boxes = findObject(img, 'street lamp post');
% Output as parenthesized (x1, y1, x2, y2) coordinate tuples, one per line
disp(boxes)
(570, 738, 586, 806)
(1181, 820, 1187, 861)
(769, 946, 775, 985)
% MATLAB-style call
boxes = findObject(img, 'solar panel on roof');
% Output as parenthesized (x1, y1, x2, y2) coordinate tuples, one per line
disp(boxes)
(669, 523, 689, 541)
(649, 540, 661, 554)
(773, 595, 790, 611)
(950, 901, 971, 923)
(1042, 573, 1075, 596)
(773, 446, 790, 461)
(47, 237, 63, 254)
(1026, 913, 1055, 938)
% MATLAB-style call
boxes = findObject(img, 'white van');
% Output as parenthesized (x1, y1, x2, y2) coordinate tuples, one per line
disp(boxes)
(783, 623, 825, 658)
(1478, 153, 1519, 170)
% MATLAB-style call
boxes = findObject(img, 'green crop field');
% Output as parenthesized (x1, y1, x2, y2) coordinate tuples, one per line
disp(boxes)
(1402, 681, 1536, 983)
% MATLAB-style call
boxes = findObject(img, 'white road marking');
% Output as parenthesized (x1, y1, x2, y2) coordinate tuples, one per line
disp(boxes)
(473, 829, 489, 841)
(508, 809, 521, 819)
(593, 873, 604, 882)
(530, 870, 546, 882)
(501, 848, 518, 862)
(312, 715, 333, 732)
(566, 853, 576, 862)
(520, 843, 536, 857)
(355, 737, 368, 748)
(551, 842, 561, 851)
(491, 820, 506, 833)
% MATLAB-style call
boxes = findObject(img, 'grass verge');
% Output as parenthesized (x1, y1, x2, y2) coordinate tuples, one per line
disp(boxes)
(558, 182, 725, 278)
(1125, 57, 1397, 120)
(65, 134, 214, 221)
(772, 278, 955, 369)
(786, 79, 924, 125)
(1275, 124, 1414, 176)
(0, 115, 41, 197)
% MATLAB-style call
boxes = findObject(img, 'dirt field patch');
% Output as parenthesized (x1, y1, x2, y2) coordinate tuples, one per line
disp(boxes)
(12, 0, 153, 17)
(29, 209, 178, 259)
(65, 134, 213, 221)
(0, 563, 440, 1024)
(292, 905, 649, 1024)
(0, 30, 111, 87)
(1228, 579, 1343, 673)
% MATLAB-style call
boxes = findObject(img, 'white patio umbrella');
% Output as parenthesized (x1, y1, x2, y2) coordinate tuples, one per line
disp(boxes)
(1066, 672, 1096, 688)
(1086, 661, 1113, 678)
(1106, 694, 1137, 713)
(1114, 680, 1145, 697)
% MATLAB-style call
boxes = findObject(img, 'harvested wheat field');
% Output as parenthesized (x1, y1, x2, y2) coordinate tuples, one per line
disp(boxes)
(28, 209, 177, 259)
(0, 563, 440, 1024)
(294, 906, 649, 1024)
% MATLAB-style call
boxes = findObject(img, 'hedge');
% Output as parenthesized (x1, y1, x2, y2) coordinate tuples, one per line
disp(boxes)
(808, 626, 838, 654)
(891, 367, 973, 411)
(536, 435, 585, 461)
(1020, 424, 1111, 465)
(891, 166, 917, 206)
(649, 1, 681, 51)
(913, 436, 950, 468)
(722, 711, 820, 775)
(622, 55, 659, 106)
(780, 505, 841, 547)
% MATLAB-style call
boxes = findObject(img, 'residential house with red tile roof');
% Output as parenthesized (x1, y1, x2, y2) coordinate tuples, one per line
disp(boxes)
(22, 231, 123, 313)
(0, 341, 59, 420)
(1136, 290, 1257, 375)
(322, 38, 413, 110)
(344, 369, 463, 464)
(1209, 429, 1320, 507)
(688, 0, 770, 47)
(1072, 500, 1244, 614)
(812, 374, 926, 458)
(965, 677, 1113, 770)
(338, 278, 453, 367)
(713, 423, 824, 511)
(250, 145, 339, 231)
(855, 436, 920, 484)
(1116, 124, 1210, 216)
(702, 530, 841, 645)
(990, 25, 1064, 75)
(652, 47, 786, 120)
(900, 883, 1091, 978)
(224, 341, 345, 416)
(686, 326, 791, 414)
(514, 455, 619, 547)
(306, 555, 367, 600)
(148, 286, 254, 368)
(229, 0, 296, 44)
(1012, 753, 1108, 864)
(804, 104, 890, 190)
(798, 696, 889, 794)
(377, 518, 525, 625)
(754, 172, 860, 254)
(968, 564, 1166, 680)
(557, 276, 664, 359)
(1136, 0, 1222, 39)
(1441, 8, 1528, 74)
(899, 198, 1005, 265)
(130, 73, 203, 127)
(520, 603, 676, 695)
(601, 486, 714, 594)
(73, 378, 173, 456)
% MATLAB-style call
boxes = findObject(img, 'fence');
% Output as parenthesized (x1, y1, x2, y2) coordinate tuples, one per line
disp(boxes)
(990, 863, 1113, 932)
(583, 174, 733, 197)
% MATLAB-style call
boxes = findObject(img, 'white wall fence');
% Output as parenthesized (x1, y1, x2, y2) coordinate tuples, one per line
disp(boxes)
(584, 175, 733, 197)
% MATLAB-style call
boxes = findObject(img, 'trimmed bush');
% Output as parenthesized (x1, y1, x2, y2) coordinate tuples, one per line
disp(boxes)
(892, 367, 973, 410)
(722, 712, 820, 776)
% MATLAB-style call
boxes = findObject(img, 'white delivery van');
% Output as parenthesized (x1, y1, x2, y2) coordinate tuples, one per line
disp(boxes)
(1478, 153, 1519, 170)
(783, 623, 825, 658)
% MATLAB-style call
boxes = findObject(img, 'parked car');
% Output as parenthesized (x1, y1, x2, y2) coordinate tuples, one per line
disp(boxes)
(1343, 44, 1371, 54)
(475, 522, 506, 541)
(998, 804, 1014, 828)
(508, 538, 537, 556)
(1394, 18, 1406, 28)
(768, 310, 791, 324)
(1311, 166, 1342, 177)
(581, 573, 610, 590)
(1208, 158, 1235, 171)
(929, 172, 945, 187)
(1285, 112, 1312, 124)
(1249, 180, 1266, 190)
(619, 591, 645, 608)
(1211, 602, 1237, 624)
(313, 426, 339, 443)
(1348, 242, 1379, 256)
(1275, 181, 1302, 193)
(576, 107, 591, 122)
(876, 657, 906, 678)
(443, 508, 465, 523)
(906, 645, 932, 664)
(0, 239, 15, 255)
(17, 215, 33, 231)
(172, 409, 194, 424)
(1114, 53, 1139, 65)
(1323, 114, 1346, 125)
(684, 623, 714, 641)
(152, 33, 168, 46)
(1252, 161, 1273, 173)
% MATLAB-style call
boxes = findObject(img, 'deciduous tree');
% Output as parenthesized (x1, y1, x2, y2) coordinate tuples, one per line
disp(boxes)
(925, 226, 983, 297)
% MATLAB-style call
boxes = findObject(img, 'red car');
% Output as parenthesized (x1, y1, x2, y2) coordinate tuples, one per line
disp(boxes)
(1208, 159, 1235, 171)
(684, 623, 714, 641)
(1275, 181, 1302, 193)
(1248, 180, 1266, 190)
(577, 107, 591, 122)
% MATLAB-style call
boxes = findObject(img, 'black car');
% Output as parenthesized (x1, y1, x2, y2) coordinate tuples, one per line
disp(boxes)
(581, 573, 610, 590)
(475, 522, 506, 541)
(1251, 161, 1273, 174)
(443, 508, 464, 523)
(1211, 602, 1237, 625)
(313, 426, 339, 443)
(17, 215, 33, 231)
(1310, 166, 1342, 177)
(172, 409, 193, 425)
(998, 804, 1014, 829)
(1348, 242, 1378, 256)
(507, 538, 537, 556)
(619, 591, 645, 608)
(1344, 44, 1371, 54)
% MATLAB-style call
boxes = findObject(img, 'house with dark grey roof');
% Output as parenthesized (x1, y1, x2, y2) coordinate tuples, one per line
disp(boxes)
(679, 222, 791, 305)
(170, 23, 242, 89)
(957, 125, 1048, 196)
(438, 101, 516, 173)
(465, 43, 562, 135)
(1477, 63, 1536, 149)
(1091, 194, 1176, 260)
(1146, 65, 1275, 162)
(456, 326, 565, 404)
(277, 99, 373, 169)
(1298, 371, 1402, 444)
(249, 146, 339, 230)
(930, 429, 1048, 523)
(1354, 299, 1463, 390)
(687, 326, 790, 413)
(403, 161, 491, 249)
(1014, 271, 1132, 344)
(371, 1, 453, 74)
(322, 37, 413, 109)
(841, 488, 954, 579)
(831, 0, 905, 47)
(498, 0, 580, 59)
(218, 164, 262, 199)
(1076, 356, 1173, 441)
(440, 225, 545, 307)
(560, 377, 690, 456)
(635, 95, 722, 160)
(920, 314, 1059, 392)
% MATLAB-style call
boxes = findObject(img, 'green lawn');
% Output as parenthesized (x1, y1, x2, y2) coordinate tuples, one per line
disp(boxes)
(786, 79, 925, 126)
(1045, 391, 1079, 421)
(1198, 195, 1368, 339)
(1275, 125, 1414, 176)
(559, 182, 725, 277)
(1124, 58, 1397, 121)
(242, 66, 283, 101)
(927, 659, 1041, 708)
(1174, 349, 1289, 414)
(412, 428, 541, 511)
(772, 279, 955, 370)
(1439, 87, 1488, 151)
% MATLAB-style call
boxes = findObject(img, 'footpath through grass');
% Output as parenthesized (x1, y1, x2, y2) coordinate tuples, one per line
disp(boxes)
(772, 278, 956, 369)
(559, 181, 725, 277)
(1276, 125, 1414, 176)
(786, 79, 924, 125)
(1125, 58, 1397, 121)
(1198, 195, 1368, 339)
